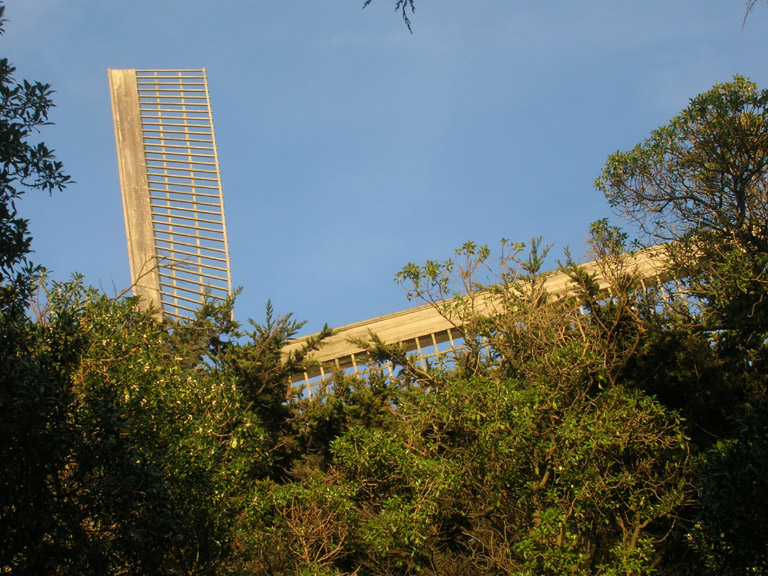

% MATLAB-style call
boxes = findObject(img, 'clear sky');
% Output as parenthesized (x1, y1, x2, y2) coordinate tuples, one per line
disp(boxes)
(5, 1, 768, 334)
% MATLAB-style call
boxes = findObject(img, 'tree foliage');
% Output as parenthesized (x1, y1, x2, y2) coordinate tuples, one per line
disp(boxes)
(597, 76, 768, 245)
(1, 280, 268, 575)
(744, 0, 768, 25)
(362, 0, 416, 31)
(0, 6, 69, 310)
(598, 75, 768, 575)
(363, 2, 766, 32)
(2, 1, 767, 571)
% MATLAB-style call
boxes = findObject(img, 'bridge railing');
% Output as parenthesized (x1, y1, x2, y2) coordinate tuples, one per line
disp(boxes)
(284, 244, 676, 395)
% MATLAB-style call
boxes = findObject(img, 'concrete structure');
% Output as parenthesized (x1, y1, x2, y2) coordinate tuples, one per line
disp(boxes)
(284, 245, 674, 394)
(109, 69, 231, 319)
(110, 69, 676, 392)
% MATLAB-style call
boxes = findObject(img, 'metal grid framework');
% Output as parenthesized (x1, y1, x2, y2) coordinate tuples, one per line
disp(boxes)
(110, 69, 231, 320)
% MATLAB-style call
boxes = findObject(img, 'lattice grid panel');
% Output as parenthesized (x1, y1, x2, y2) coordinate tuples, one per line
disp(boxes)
(135, 69, 231, 319)
(290, 326, 473, 397)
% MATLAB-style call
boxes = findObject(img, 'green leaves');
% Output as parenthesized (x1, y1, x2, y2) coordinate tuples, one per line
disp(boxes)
(595, 76, 768, 574)
(0, 57, 70, 294)
(597, 75, 768, 245)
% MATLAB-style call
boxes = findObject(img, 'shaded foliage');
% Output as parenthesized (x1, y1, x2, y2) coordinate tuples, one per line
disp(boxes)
(0, 5, 69, 311)
(598, 76, 768, 575)
(1, 278, 274, 575)
(689, 400, 768, 575)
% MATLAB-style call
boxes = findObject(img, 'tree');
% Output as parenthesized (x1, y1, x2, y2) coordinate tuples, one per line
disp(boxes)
(597, 76, 768, 575)
(0, 8, 303, 572)
(363, 2, 765, 32)
(0, 4, 78, 572)
(244, 231, 693, 575)
(0, 4, 69, 309)
(0, 280, 270, 575)
(744, 0, 768, 25)
(689, 400, 768, 576)
(596, 77, 768, 340)
(597, 76, 768, 245)
(362, 0, 416, 31)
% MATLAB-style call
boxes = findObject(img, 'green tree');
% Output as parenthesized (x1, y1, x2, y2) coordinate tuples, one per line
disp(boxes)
(596, 77, 768, 429)
(3, 275, 332, 575)
(597, 76, 768, 575)
(388, 233, 692, 574)
(0, 4, 75, 572)
(250, 232, 692, 575)
(596, 76, 768, 335)
(1, 276, 268, 574)
(0, 4, 69, 308)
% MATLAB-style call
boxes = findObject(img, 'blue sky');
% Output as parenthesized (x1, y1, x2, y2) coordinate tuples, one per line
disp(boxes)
(5, 1, 768, 334)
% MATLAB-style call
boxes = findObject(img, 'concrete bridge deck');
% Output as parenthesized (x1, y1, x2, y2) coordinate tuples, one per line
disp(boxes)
(284, 245, 672, 392)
